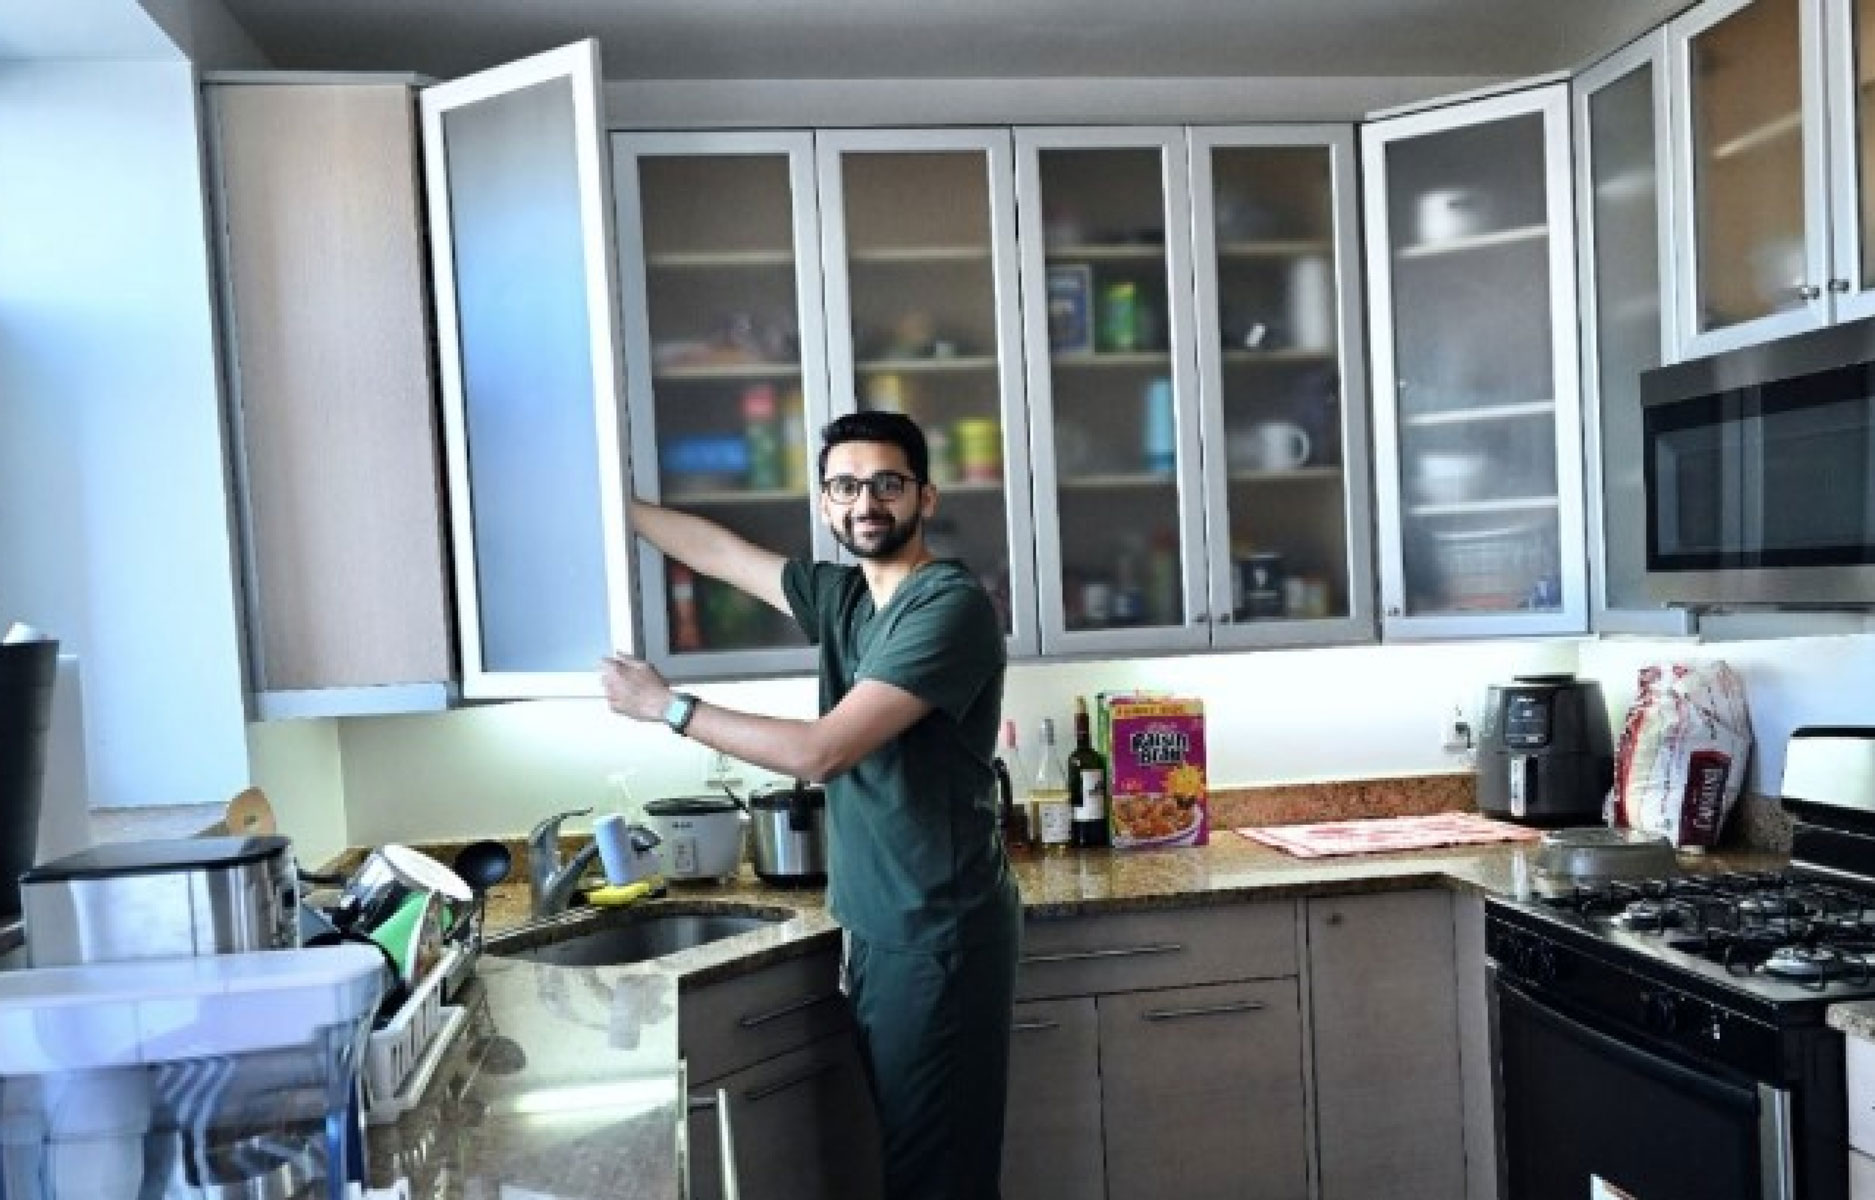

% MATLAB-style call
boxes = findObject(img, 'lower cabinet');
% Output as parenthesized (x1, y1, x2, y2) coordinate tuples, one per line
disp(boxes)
(1100, 979, 1307, 1200)
(1003, 998, 1104, 1200)
(687, 1031, 882, 1200)
(1307, 890, 1467, 1200)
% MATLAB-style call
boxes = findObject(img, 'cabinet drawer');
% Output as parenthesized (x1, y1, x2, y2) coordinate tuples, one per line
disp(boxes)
(1851, 1036, 1875, 1156)
(681, 947, 851, 1085)
(1016, 902, 1297, 1000)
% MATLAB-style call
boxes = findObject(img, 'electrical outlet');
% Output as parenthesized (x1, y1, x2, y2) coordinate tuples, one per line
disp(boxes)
(702, 747, 744, 789)
(1441, 705, 1474, 755)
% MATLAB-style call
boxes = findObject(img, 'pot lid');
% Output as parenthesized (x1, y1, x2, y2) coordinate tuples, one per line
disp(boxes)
(645, 795, 741, 817)
(751, 783, 826, 810)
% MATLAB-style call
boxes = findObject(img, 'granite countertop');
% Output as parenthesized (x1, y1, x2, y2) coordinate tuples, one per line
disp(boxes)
(364, 832, 1787, 1199)
(1829, 1001, 1875, 1041)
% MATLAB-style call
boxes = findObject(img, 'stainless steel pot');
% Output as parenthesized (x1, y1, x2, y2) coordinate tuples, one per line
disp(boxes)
(748, 781, 827, 886)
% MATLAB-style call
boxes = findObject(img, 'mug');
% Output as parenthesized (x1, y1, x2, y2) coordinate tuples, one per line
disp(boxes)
(1235, 421, 1312, 472)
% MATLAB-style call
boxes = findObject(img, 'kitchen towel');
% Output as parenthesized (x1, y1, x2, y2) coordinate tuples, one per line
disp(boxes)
(1237, 812, 1542, 858)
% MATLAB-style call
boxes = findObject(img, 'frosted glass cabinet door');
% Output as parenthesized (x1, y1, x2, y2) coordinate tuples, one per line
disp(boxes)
(421, 41, 634, 698)
(1015, 129, 1209, 656)
(1189, 127, 1374, 649)
(1827, 0, 1875, 323)
(615, 133, 834, 680)
(1671, 0, 1830, 357)
(1363, 85, 1587, 638)
(816, 130, 1038, 658)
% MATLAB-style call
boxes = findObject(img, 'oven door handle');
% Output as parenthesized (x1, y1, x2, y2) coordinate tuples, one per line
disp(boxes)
(1498, 977, 1759, 1115)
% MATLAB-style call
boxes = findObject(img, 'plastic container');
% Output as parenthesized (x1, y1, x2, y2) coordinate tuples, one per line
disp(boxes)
(0, 945, 383, 1199)
(361, 945, 468, 1126)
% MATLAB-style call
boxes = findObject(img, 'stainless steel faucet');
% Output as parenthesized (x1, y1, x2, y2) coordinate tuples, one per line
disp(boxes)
(527, 807, 602, 919)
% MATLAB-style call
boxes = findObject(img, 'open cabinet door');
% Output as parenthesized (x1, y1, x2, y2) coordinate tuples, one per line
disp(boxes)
(420, 40, 635, 700)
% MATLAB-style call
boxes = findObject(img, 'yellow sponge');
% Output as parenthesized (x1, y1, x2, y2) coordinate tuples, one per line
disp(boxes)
(585, 879, 660, 907)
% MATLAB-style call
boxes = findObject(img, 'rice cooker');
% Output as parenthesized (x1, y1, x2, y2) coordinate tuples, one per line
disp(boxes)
(642, 795, 746, 882)
(749, 780, 828, 887)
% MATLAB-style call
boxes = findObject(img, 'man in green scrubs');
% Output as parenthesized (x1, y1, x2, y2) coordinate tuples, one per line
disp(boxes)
(601, 411, 1021, 1200)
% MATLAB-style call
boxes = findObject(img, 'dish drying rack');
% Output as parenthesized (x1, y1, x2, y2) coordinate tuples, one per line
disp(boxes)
(360, 944, 474, 1125)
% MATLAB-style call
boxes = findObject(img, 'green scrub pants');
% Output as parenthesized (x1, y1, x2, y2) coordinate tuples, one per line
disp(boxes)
(844, 921, 1021, 1200)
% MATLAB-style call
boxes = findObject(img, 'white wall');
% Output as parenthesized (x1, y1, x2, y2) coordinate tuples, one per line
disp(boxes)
(1577, 632, 1875, 799)
(246, 717, 347, 866)
(0, 60, 250, 808)
(328, 638, 1579, 845)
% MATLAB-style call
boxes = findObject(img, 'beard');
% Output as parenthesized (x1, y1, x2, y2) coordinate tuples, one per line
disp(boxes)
(833, 507, 922, 560)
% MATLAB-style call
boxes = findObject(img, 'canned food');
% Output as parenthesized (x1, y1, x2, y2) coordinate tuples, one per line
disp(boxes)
(954, 419, 1002, 483)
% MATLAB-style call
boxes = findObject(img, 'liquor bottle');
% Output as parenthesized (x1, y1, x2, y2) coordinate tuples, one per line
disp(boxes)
(996, 719, 1029, 847)
(1030, 718, 1072, 851)
(1068, 698, 1110, 848)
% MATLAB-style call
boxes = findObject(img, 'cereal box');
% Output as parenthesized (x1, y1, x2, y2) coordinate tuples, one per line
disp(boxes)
(1105, 697, 1207, 849)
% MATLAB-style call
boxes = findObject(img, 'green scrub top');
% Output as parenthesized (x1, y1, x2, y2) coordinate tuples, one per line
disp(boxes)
(782, 558, 1017, 951)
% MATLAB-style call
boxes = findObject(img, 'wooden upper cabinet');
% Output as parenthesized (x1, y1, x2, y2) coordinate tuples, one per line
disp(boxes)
(206, 81, 453, 718)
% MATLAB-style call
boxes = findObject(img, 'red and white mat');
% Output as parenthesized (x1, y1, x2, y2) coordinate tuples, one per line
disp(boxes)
(1237, 812, 1542, 858)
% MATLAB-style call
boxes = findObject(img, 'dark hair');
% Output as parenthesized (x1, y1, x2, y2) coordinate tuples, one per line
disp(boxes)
(817, 410, 929, 484)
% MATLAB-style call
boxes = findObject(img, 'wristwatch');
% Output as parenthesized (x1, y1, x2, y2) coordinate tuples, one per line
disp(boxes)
(662, 691, 699, 736)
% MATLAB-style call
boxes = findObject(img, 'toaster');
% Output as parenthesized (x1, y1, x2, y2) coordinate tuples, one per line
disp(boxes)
(20, 836, 299, 967)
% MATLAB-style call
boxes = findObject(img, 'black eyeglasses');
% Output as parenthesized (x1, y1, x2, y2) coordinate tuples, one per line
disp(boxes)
(821, 471, 921, 504)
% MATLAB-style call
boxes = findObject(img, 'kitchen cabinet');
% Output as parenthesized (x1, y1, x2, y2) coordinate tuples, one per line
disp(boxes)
(1014, 128, 1212, 657)
(1188, 127, 1377, 648)
(204, 79, 454, 719)
(1306, 890, 1466, 1200)
(1362, 83, 1590, 639)
(1100, 978, 1309, 1200)
(816, 129, 1041, 658)
(613, 132, 837, 680)
(1003, 998, 1104, 1200)
(421, 42, 636, 699)
(1575, 33, 1698, 635)
(1666, 0, 1875, 359)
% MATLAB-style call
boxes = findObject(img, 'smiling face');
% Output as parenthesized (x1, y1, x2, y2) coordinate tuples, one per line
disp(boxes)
(819, 439, 935, 562)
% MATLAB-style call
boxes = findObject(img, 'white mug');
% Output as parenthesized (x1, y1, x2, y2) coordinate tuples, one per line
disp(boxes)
(1236, 422, 1312, 472)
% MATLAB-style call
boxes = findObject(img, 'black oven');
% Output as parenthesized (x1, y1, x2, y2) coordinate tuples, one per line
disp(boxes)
(1639, 317, 1875, 607)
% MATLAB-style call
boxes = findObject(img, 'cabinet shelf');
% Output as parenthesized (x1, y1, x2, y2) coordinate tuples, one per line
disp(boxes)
(1396, 224, 1547, 260)
(1052, 351, 1173, 369)
(1408, 495, 1559, 518)
(1045, 243, 1166, 262)
(856, 356, 998, 374)
(1709, 110, 1801, 162)
(1216, 238, 1333, 259)
(1228, 466, 1342, 485)
(661, 486, 806, 507)
(849, 244, 991, 264)
(1221, 348, 1335, 365)
(654, 362, 803, 382)
(932, 479, 1004, 495)
(1058, 472, 1178, 490)
(646, 249, 796, 269)
(1402, 399, 1555, 427)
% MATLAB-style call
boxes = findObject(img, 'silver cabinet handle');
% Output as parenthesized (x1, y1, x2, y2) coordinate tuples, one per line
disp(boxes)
(1799, 283, 1823, 300)
(1021, 942, 1182, 965)
(1142, 999, 1266, 1022)
(1189, 610, 1209, 624)
(743, 1057, 841, 1104)
(1011, 1018, 1061, 1033)
(737, 991, 839, 1028)
(1831, 278, 1852, 293)
(715, 1087, 740, 1200)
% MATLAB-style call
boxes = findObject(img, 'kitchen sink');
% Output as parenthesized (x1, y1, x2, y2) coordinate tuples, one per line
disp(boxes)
(487, 908, 786, 967)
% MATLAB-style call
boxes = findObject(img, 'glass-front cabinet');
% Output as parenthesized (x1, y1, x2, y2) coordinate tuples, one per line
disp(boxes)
(1362, 84, 1588, 638)
(815, 130, 1040, 658)
(1015, 128, 1209, 655)
(613, 132, 835, 679)
(1188, 126, 1374, 648)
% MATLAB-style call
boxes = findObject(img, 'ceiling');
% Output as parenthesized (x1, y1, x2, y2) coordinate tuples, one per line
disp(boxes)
(211, 0, 1689, 83)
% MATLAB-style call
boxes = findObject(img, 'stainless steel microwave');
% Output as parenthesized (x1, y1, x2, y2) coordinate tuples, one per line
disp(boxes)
(1639, 319, 1875, 607)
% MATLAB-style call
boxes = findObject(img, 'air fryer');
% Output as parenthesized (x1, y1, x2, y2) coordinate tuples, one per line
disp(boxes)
(1475, 674, 1615, 827)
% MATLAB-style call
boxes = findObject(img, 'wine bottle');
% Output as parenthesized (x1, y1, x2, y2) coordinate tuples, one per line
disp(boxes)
(1030, 718, 1072, 851)
(1068, 698, 1110, 848)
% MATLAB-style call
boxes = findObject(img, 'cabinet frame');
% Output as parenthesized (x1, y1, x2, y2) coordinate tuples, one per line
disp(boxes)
(613, 130, 839, 681)
(1014, 126, 1212, 657)
(813, 128, 1042, 660)
(1187, 125, 1377, 650)
(1362, 83, 1590, 640)
(1573, 33, 1700, 637)
(1824, 0, 1875, 323)
(421, 41, 637, 699)
(1666, 0, 1835, 360)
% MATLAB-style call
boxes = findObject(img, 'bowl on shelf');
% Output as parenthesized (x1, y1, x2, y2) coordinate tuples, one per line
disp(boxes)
(1411, 451, 1488, 505)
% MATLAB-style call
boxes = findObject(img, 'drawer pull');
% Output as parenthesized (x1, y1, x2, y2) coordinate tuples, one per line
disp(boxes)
(1021, 942, 1182, 966)
(744, 1058, 842, 1104)
(1142, 1000, 1266, 1022)
(1011, 1018, 1061, 1033)
(737, 991, 839, 1029)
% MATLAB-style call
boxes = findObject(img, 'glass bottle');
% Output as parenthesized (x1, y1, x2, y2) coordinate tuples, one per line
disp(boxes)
(996, 719, 1029, 847)
(669, 562, 704, 651)
(1030, 717, 1073, 851)
(1068, 698, 1110, 848)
